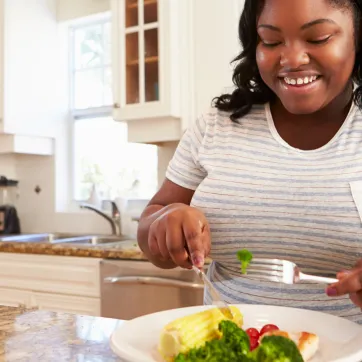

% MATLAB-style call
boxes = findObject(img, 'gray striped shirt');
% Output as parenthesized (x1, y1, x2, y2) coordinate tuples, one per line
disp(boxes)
(166, 102, 362, 324)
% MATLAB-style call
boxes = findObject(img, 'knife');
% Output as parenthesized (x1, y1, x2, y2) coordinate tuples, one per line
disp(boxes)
(191, 265, 234, 319)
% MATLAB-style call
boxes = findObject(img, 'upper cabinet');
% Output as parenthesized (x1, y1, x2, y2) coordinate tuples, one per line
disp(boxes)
(111, 0, 242, 144)
(0, 0, 55, 155)
(112, 0, 181, 131)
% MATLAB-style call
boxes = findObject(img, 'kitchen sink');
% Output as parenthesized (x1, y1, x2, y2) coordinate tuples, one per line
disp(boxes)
(0, 233, 134, 245)
(58, 235, 134, 245)
(0, 233, 80, 243)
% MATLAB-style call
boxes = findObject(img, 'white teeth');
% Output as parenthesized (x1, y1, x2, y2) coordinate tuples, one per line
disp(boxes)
(283, 75, 318, 86)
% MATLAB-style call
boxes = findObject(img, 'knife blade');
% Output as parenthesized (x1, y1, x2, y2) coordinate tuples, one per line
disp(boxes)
(191, 265, 234, 319)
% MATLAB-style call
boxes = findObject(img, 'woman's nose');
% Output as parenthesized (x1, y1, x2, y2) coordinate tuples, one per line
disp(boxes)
(280, 46, 310, 69)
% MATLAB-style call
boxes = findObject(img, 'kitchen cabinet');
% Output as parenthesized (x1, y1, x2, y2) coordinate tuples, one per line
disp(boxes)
(0, 287, 32, 307)
(0, 0, 55, 155)
(112, 0, 182, 144)
(0, 253, 101, 316)
(30, 292, 100, 316)
(111, 0, 243, 143)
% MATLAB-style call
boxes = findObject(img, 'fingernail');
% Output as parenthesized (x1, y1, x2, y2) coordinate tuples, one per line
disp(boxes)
(193, 256, 204, 267)
(326, 287, 338, 296)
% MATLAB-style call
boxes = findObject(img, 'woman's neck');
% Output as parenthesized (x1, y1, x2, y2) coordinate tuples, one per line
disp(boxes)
(269, 82, 354, 150)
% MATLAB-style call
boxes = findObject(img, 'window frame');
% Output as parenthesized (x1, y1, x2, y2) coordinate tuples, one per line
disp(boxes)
(68, 13, 114, 202)
(68, 12, 113, 120)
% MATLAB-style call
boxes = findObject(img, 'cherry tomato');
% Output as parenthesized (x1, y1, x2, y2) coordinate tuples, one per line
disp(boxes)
(249, 336, 259, 351)
(260, 324, 279, 336)
(245, 327, 260, 340)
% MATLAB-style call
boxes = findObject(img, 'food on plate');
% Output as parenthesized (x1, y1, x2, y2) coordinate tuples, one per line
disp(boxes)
(171, 320, 304, 362)
(262, 330, 319, 362)
(158, 306, 243, 361)
(174, 320, 254, 362)
(158, 307, 319, 362)
(245, 324, 280, 351)
(236, 249, 253, 274)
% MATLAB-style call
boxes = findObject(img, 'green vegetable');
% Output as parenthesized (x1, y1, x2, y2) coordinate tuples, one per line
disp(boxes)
(174, 321, 304, 362)
(252, 335, 304, 362)
(236, 249, 253, 274)
(174, 320, 252, 362)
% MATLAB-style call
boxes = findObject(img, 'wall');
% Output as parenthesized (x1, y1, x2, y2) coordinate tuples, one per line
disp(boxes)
(0, 155, 16, 179)
(15, 154, 115, 235)
(157, 141, 178, 187)
(57, 0, 110, 21)
(192, 0, 241, 116)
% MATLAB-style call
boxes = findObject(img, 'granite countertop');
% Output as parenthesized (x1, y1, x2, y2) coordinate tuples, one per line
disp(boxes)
(0, 238, 212, 264)
(0, 305, 123, 361)
(0, 239, 148, 260)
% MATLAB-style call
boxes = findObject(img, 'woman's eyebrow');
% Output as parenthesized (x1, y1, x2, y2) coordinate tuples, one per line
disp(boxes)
(257, 18, 337, 32)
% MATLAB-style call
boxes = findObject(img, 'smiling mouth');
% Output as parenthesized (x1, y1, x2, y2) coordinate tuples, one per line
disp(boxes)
(281, 75, 321, 87)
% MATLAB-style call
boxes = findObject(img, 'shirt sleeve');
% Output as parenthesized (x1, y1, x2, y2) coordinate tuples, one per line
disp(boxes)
(166, 115, 208, 190)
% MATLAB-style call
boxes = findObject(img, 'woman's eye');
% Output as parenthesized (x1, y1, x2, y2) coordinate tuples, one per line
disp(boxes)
(308, 36, 331, 44)
(261, 41, 281, 47)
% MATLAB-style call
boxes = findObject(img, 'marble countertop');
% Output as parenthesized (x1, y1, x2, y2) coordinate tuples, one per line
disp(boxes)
(0, 305, 124, 361)
(0, 239, 148, 260)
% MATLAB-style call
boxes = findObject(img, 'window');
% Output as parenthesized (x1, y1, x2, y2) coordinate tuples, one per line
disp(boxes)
(70, 15, 158, 201)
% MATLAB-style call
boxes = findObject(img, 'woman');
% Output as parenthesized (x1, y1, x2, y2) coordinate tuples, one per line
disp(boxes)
(137, 0, 362, 323)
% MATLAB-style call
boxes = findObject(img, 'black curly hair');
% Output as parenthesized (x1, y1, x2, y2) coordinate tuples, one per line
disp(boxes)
(213, 0, 362, 122)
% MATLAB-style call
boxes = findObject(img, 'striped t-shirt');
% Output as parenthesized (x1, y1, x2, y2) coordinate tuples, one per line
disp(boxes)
(166, 102, 362, 324)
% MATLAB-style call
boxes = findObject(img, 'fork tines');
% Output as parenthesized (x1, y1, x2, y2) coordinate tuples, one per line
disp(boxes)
(244, 258, 286, 281)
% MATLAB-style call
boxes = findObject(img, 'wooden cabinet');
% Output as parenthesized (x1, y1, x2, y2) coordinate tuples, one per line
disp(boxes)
(0, 287, 32, 308)
(112, 0, 182, 143)
(0, 253, 101, 316)
(30, 292, 100, 316)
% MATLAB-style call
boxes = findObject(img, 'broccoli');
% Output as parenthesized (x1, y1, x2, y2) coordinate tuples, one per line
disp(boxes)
(236, 249, 253, 274)
(219, 320, 251, 356)
(174, 321, 305, 362)
(253, 335, 304, 362)
(174, 320, 252, 362)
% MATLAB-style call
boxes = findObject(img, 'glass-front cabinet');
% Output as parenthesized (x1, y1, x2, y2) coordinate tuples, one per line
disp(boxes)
(112, 0, 181, 124)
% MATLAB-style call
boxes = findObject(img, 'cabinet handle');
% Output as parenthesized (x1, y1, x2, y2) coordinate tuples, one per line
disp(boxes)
(104, 276, 204, 290)
(113, 102, 120, 109)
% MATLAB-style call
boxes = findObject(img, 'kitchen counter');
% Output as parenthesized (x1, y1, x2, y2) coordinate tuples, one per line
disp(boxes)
(0, 239, 212, 264)
(0, 304, 123, 361)
(0, 239, 147, 260)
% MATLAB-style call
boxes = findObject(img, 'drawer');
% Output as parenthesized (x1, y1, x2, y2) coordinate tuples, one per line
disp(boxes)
(0, 253, 100, 297)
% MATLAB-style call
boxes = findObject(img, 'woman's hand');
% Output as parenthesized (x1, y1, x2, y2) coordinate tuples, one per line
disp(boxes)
(326, 260, 362, 308)
(148, 203, 211, 269)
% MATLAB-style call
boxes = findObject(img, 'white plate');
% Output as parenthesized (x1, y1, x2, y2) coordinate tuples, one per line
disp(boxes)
(110, 304, 362, 362)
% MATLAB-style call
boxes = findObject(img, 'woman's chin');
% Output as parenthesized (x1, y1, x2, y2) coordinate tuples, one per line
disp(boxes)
(281, 100, 325, 115)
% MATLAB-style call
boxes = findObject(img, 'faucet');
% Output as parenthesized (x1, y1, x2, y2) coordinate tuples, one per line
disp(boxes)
(79, 201, 122, 236)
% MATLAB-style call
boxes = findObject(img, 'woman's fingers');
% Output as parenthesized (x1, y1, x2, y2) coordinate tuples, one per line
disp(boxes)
(326, 269, 362, 297)
(182, 217, 206, 268)
(166, 224, 191, 269)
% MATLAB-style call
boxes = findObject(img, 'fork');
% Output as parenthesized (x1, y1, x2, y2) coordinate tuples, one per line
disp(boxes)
(191, 265, 234, 319)
(238, 258, 339, 284)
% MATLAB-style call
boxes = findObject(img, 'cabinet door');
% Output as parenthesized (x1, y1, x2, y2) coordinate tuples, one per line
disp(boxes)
(0, 287, 31, 308)
(31, 292, 101, 317)
(123, 0, 159, 105)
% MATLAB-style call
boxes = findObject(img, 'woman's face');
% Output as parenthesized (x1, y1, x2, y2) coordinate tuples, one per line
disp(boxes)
(256, 0, 356, 114)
